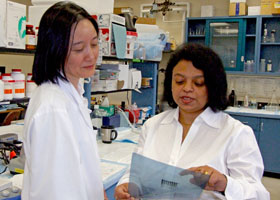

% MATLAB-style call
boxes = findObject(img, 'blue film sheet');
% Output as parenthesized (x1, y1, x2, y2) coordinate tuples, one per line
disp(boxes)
(128, 153, 210, 199)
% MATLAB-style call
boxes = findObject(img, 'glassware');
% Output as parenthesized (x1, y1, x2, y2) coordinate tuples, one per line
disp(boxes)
(267, 59, 273, 72)
(270, 29, 276, 43)
(260, 59, 266, 72)
(262, 23, 268, 43)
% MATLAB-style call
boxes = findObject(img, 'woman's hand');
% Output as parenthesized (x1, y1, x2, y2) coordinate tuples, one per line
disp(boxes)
(188, 165, 227, 192)
(114, 183, 133, 200)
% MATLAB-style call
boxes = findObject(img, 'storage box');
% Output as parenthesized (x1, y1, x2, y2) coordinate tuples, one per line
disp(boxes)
(201, 5, 214, 17)
(98, 14, 125, 57)
(261, 0, 273, 15)
(229, 2, 247, 16)
(136, 17, 156, 25)
(230, 0, 246, 2)
(272, 0, 280, 14)
(6, 1, 26, 49)
(248, 6, 261, 15)
(0, 0, 6, 47)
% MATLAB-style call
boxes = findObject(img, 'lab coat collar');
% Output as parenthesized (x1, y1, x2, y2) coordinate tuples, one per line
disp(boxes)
(160, 107, 221, 129)
(57, 77, 92, 129)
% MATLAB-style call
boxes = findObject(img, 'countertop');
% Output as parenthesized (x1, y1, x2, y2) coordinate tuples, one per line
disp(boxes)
(225, 106, 280, 119)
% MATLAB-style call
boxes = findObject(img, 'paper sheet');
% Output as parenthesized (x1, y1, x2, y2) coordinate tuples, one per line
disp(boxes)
(128, 153, 209, 200)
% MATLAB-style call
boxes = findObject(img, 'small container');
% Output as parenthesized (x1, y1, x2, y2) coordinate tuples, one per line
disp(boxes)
(11, 69, 25, 99)
(267, 59, 272, 72)
(26, 73, 37, 98)
(2, 73, 14, 100)
(260, 59, 266, 72)
(35, 26, 39, 45)
(26, 23, 36, 50)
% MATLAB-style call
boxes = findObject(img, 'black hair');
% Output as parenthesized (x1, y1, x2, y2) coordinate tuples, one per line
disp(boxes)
(163, 43, 228, 112)
(32, 1, 99, 85)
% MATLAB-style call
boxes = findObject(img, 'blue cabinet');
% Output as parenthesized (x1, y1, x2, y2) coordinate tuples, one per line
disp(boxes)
(132, 61, 158, 115)
(186, 16, 280, 76)
(259, 118, 280, 174)
(230, 114, 260, 143)
(229, 113, 280, 174)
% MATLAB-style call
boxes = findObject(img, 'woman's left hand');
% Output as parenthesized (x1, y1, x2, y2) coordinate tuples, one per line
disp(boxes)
(188, 165, 227, 192)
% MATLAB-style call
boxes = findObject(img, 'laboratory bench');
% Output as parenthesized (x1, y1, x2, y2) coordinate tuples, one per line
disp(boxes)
(0, 123, 139, 200)
(225, 107, 280, 175)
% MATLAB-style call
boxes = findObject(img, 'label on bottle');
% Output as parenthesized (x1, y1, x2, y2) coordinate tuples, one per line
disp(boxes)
(267, 63, 272, 72)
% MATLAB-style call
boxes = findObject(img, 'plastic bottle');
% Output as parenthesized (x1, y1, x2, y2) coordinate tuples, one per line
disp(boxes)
(0, 75, 4, 101)
(2, 73, 14, 100)
(26, 73, 37, 98)
(260, 59, 266, 72)
(228, 89, 236, 107)
(243, 94, 249, 108)
(270, 29, 276, 43)
(35, 26, 39, 45)
(26, 23, 36, 50)
(11, 69, 25, 98)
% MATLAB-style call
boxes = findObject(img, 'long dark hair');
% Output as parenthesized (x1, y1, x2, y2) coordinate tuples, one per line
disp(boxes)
(32, 1, 99, 85)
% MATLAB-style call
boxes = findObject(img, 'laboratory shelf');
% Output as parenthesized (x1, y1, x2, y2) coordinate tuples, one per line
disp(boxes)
(91, 89, 132, 95)
(261, 43, 280, 45)
(0, 97, 30, 105)
(0, 47, 35, 55)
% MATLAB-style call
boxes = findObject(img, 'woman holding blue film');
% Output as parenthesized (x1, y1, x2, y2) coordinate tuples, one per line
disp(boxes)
(115, 43, 269, 199)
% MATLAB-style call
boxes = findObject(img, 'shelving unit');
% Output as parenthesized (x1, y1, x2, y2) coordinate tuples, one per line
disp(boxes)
(0, 48, 159, 116)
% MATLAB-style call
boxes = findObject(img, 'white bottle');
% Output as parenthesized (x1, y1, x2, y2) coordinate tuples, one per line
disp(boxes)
(0, 75, 4, 101)
(26, 73, 37, 98)
(2, 73, 14, 100)
(11, 69, 25, 98)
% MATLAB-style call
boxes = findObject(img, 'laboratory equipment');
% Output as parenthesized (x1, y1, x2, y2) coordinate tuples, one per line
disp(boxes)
(270, 29, 276, 43)
(262, 23, 268, 43)
(267, 60, 273, 72)
(260, 59, 266, 72)
(228, 89, 236, 107)
(266, 90, 279, 111)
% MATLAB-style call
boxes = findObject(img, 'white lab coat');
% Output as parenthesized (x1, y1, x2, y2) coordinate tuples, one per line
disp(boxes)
(118, 107, 270, 200)
(22, 78, 104, 200)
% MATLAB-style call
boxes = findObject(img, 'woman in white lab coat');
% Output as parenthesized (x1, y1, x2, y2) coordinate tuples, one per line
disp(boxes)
(115, 43, 270, 199)
(22, 2, 105, 199)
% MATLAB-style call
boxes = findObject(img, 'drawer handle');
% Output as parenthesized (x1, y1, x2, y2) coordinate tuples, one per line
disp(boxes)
(242, 121, 249, 124)
(261, 122, 263, 132)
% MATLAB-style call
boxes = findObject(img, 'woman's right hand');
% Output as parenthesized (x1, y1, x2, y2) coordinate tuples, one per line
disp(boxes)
(114, 183, 132, 200)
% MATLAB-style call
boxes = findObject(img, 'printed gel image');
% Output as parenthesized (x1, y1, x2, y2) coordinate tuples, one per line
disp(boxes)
(128, 153, 210, 199)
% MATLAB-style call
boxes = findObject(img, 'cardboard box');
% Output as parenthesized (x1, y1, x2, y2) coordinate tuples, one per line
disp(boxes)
(248, 6, 261, 15)
(6, 1, 26, 49)
(229, 3, 247, 16)
(136, 17, 156, 25)
(98, 14, 125, 57)
(230, 0, 246, 2)
(0, 0, 6, 47)
(272, 0, 280, 14)
(261, 0, 273, 15)
(114, 7, 133, 15)
(201, 5, 215, 17)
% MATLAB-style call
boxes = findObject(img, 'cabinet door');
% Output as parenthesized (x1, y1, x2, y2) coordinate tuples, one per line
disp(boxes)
(259, 16, 280, 74)
(206, 19, 245, 71)
(229, 114, 260, 143)
(259, 118, 280, 173)
(132, 62, 158, 115)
